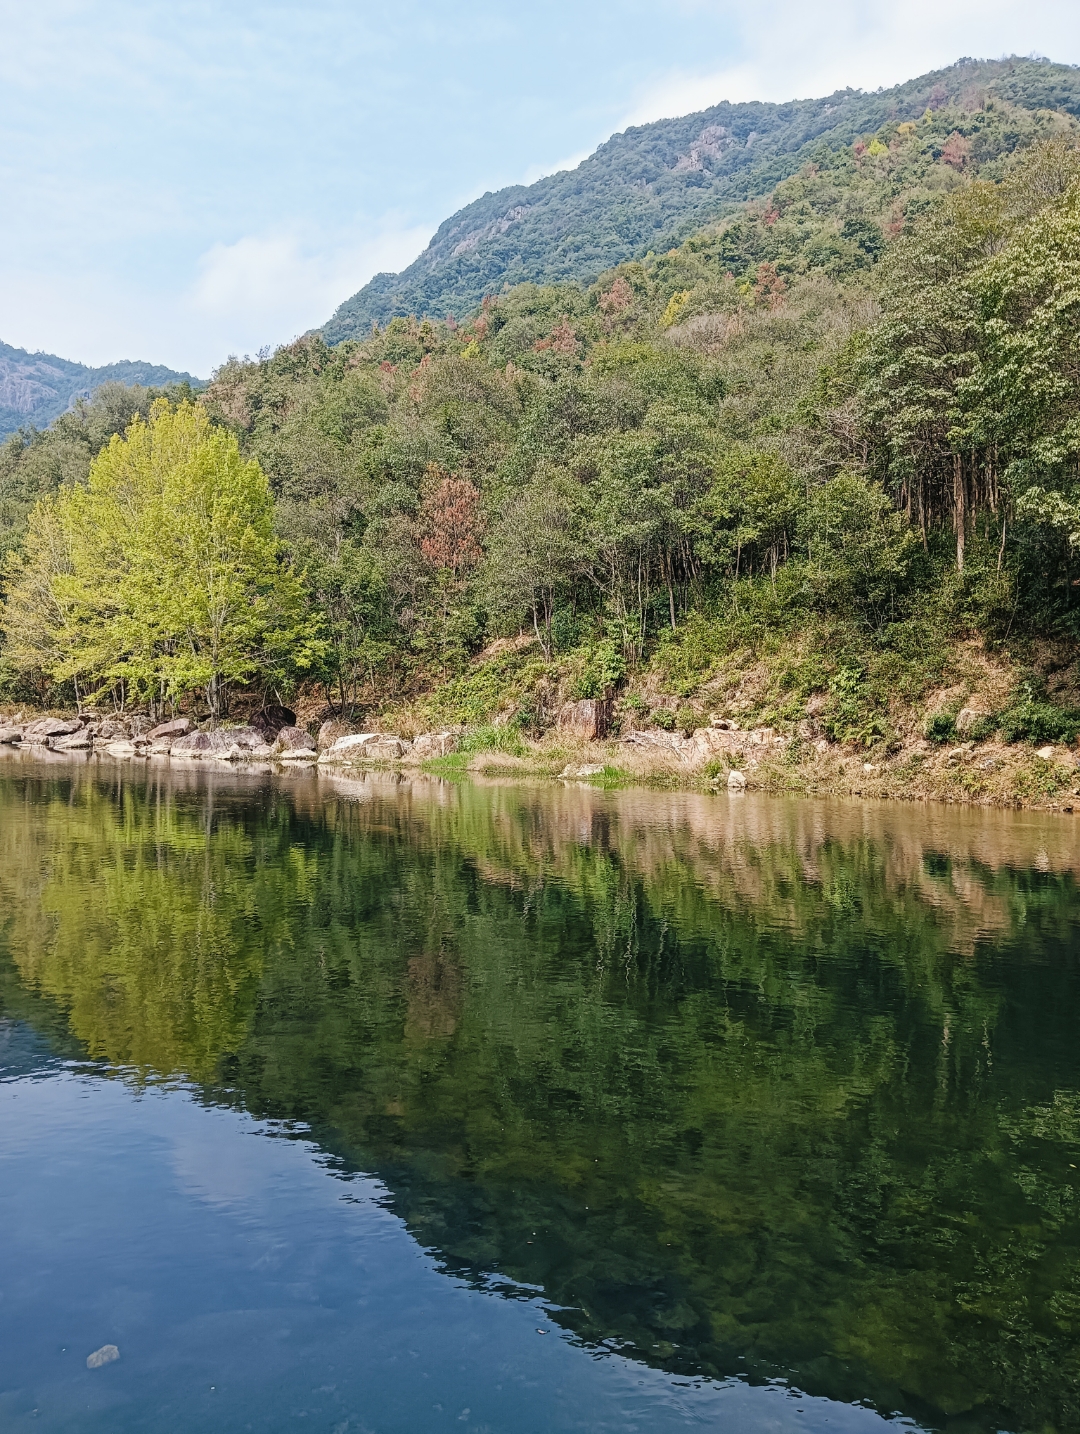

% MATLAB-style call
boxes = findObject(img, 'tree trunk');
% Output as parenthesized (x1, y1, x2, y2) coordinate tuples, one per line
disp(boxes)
(954, 454, 965, 573)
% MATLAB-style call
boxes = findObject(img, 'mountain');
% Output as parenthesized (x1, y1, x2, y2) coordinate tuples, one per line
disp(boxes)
(321, 55, 1080, 341)
(0, 341, 203, 438)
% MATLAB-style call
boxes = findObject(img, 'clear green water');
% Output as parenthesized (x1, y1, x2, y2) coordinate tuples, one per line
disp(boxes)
(2, 757, 1080, 1433)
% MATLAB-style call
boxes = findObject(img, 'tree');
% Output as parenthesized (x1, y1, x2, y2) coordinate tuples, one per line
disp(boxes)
(2, 400, 322, 717)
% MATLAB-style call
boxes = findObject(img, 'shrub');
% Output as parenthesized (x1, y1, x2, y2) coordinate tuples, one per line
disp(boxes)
(925, 712, 957, 744)
(652, 708, 676, 730)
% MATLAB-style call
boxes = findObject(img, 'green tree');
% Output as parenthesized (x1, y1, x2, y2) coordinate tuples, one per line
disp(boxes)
(2, 400, 322, 717)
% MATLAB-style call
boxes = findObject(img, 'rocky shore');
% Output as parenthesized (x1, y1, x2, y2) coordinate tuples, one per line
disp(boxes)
(0, 709, 460, 769)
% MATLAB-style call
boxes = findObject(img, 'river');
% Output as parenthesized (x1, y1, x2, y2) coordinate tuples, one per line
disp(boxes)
(1, 756, 1079, 1432)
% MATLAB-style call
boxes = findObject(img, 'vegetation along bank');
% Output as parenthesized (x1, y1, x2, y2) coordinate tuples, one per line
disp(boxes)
(4, 59, 1080, 811)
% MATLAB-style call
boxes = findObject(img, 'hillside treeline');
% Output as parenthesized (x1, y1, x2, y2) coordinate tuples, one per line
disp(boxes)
(2, 114, 1080, 738)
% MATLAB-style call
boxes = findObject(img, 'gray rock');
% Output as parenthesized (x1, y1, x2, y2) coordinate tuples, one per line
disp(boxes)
(271, 725, 315, 755)
(727, 769, 747, 791)
(104, 740, 145, 759)
(86, 1344, 119, 1369)
(410, 731, 459, 759)
(0, 726, 24, 744)
(324, 732, 410, 762)
(147, 717, 192, 740)
(50, 731, 92, 751)
(171, 730, 234, 757)
(22, 716, 82, 744)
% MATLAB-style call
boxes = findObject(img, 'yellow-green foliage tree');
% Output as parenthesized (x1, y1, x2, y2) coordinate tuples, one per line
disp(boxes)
(2, 400, 322, 717)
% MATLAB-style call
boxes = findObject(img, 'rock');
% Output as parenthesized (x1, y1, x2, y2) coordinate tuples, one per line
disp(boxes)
(576, 764, 605, 776)
(147, 717, 192, 740)
(94, 718, 130, 741)
(556, 699, 612, 741)
(149, 739, 176, 755)
(171, 730, 234, 757)
(86, 1345, 119, 1370)
(317, 718, 359, 750)
(51, 732, 92, 751)
(862, 762, 878, 773)
(271, 725, 315, 755)
(708, 715, 740, 730)
(325, 733, 410, 762)
(814, 739, 830, 754)
(1037, 745, 1056, 760)
(410, 731, 459, 759)
(747, 726, 776, 746)
(0, 726, 24, 744)
(104, 741, 144, 759)
(251, 704, 296, 739)
(727, 769, 747, 791)
(955, 707, 990, 736)
(22, 716, 82, 744)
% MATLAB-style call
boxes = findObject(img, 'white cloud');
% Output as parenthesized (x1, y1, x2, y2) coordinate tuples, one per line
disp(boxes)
(0, 220, 430, 377)
(190, 222, 430, 357)
(620, 0, 1080, 126)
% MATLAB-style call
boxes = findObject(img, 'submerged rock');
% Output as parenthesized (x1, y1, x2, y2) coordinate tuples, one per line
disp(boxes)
(86, 1344, 119, 1369)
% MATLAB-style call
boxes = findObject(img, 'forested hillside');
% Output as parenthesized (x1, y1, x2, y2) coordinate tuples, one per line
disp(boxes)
(323, 56, 1080, 339)
(0, 341, 201, 438)
(4, 65, 1080, 806)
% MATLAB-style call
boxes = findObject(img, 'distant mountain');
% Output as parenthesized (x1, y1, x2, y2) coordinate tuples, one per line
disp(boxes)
(0, 341, 203, 438)
(321, 56, 1080, 341)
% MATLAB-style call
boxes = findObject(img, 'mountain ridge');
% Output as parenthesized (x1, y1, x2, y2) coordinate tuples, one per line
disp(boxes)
(321, 55, 1080, 341)
(0, 339, 202, 438)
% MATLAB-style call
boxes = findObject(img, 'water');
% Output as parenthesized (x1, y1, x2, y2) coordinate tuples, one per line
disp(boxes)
(1, 757, 1079, 1433)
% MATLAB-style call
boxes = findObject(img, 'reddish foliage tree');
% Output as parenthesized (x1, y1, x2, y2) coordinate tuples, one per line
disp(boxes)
(598, 276, 633, 316)
(752, 261, 786, 308)
(418, 468, 484, 574)
(940, 132, 972, 171)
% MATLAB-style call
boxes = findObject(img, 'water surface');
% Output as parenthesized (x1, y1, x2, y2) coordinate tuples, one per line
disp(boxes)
(2, 757, 1079, 1432)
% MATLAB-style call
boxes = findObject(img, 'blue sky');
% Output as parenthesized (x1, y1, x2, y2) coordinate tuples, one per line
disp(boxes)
(1, 0, 1077, 376)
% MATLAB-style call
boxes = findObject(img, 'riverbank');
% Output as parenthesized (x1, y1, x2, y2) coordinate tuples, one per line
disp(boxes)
(2, 703, 1079, 814)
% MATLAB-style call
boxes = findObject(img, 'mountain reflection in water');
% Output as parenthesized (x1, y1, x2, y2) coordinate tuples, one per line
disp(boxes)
(2, 760, 1079, 1433)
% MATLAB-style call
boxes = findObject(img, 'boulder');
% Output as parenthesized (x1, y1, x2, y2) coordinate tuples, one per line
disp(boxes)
(556, 699, 611, 741)
(727, 769, 747, 791)
(317, 718, 359, 750)
(22, 716, 82, 744)
(271, 725, 315, 755)
(410, 731, 459, 759)
(94, 718, 130, 741)
(147, 717, 193, 741)
(0, 726, 24, 744)
(149, 739, 177, 755)
(171, 730, 234, 757)
(324, 732, 411, 762)
(955, 707, 991, 736)
(51, 731, 92, 751)
(251, 704, 297, 740)
(104, 740, 145, 759)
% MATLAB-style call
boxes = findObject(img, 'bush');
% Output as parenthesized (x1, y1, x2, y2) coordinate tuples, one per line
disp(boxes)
(652, 708, 676, 730)
(925, 712, 957, 744)
(676, 705, 698, 736)
(459, 723, 527, 757)
(998, 687, 1080, 745)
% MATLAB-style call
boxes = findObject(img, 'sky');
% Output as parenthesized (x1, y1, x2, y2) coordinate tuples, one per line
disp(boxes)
(1, 0, 1077, 377)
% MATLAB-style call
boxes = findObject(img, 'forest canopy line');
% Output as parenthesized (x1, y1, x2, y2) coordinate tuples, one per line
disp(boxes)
(2, 88, 1080, 753)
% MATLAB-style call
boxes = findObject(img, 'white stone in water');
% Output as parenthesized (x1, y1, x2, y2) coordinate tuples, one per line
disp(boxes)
(727, 769, 747, 791)
(86, 1344, 119, 1369)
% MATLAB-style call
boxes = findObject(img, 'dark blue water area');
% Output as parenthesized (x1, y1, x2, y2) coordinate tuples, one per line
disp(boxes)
(0, 1060, 905, 1434)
